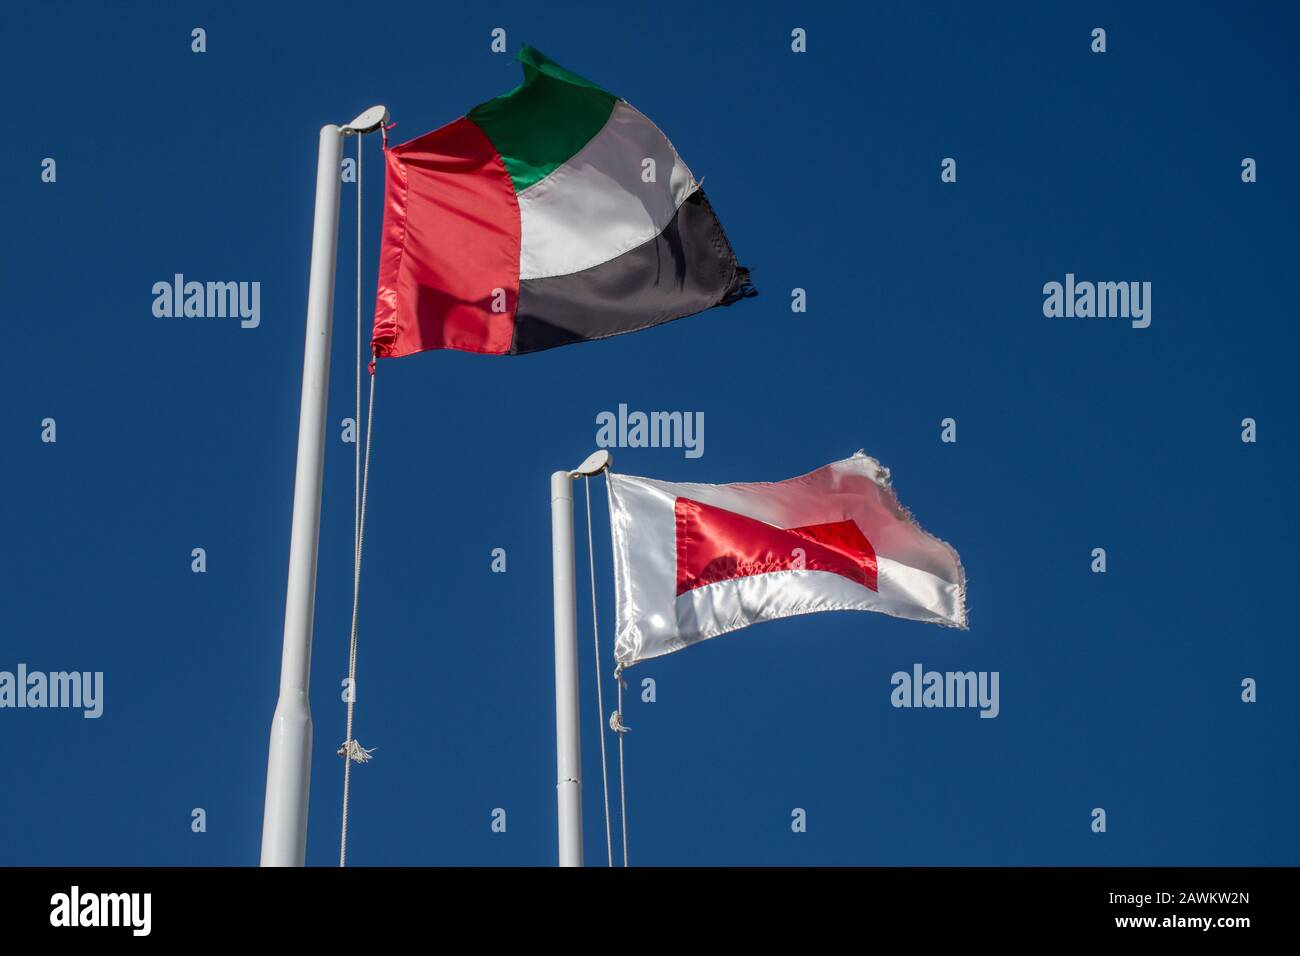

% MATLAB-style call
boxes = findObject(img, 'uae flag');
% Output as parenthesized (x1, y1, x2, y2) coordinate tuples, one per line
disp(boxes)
(608, 453, 967, 666)
(372, 45, 754, 358)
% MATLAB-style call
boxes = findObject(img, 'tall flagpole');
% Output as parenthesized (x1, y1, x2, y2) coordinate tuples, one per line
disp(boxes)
(261, 108, 388, 867)
(551, 451, 611, 867)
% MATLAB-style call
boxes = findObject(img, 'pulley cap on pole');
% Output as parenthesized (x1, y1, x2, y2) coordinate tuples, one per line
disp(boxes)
(342, 105, 390, 135)
(574, 450, 612, 476)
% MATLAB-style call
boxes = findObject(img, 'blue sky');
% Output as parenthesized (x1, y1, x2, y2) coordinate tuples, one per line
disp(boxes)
(2, 1, 1296, 866)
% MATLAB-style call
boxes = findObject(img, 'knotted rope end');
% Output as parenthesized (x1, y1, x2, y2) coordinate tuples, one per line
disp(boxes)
(338, 739, 377, 764)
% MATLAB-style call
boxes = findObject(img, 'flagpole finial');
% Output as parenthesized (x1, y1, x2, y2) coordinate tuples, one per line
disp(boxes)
(342, 105, 390, 136)
(574, 450, 612, 476)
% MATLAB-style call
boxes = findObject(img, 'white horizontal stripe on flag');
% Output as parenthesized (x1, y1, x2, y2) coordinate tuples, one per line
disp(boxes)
(518, 101, 696, 280)
(677, 561, 959, 650)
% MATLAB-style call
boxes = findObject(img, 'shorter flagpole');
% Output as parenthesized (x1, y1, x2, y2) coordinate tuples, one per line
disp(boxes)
(550, 451, 611, 867)
(551, 470, 584, 867)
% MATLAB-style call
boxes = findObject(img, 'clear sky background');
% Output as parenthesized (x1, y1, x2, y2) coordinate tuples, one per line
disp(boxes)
(2, 1, 1296, 866)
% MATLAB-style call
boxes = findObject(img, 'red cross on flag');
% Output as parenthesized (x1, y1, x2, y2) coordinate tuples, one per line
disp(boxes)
(608, 452, 967, 666)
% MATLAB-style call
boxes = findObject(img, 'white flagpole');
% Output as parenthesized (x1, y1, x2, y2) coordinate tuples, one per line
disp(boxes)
(551, 451, 611, 867)
(261, 109, 388, 867)
(551, 469, 584, 867)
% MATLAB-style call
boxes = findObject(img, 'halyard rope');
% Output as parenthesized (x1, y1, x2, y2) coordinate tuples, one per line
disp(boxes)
(597, 466, 629, 867)
(340, 131, 378, 867)
(355, 115, 363, 669)
(613, 662, 629, 866)
(584, 474, 615, 867)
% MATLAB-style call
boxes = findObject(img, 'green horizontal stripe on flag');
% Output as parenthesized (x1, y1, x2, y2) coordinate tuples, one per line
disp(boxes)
(468, 45, 616, 194)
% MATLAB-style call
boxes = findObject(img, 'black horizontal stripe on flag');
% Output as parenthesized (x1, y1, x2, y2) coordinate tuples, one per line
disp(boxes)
(509, 190, 756, 355)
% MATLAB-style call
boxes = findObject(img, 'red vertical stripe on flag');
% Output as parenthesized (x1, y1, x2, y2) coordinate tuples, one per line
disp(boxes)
(675, 497, 878, 596)
(372, 118, 520, 358)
